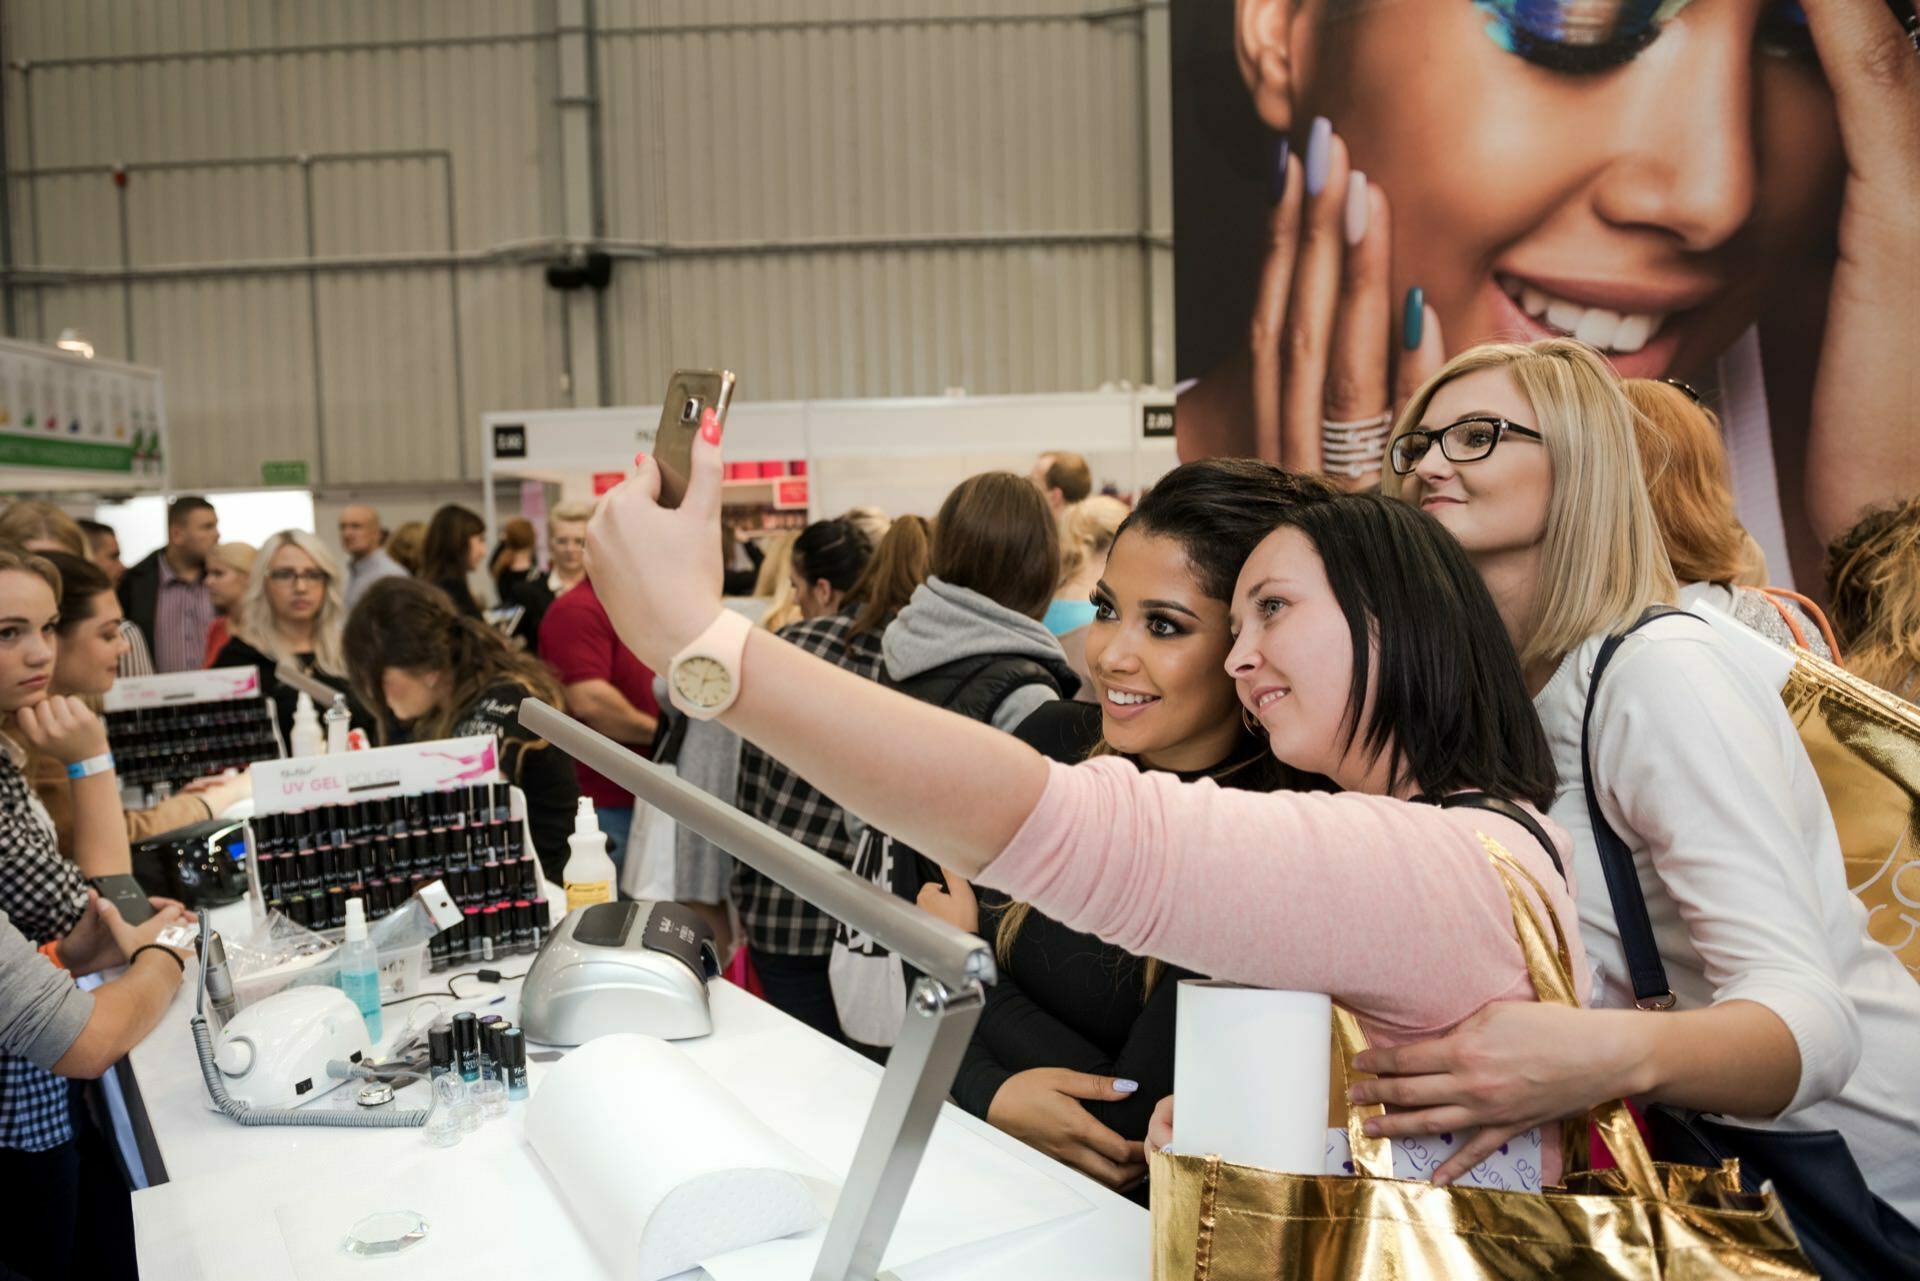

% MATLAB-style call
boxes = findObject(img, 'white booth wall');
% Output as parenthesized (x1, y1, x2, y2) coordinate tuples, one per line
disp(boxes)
(481, 391, 1180, 532)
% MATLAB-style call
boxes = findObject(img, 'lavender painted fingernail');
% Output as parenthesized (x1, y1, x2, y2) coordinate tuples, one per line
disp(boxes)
(1344, 171, 1368, 246)
(1114, 1079, 1139, 1093)
(1271, 136, 1291, 203)
(1305, 117, 1332, 197)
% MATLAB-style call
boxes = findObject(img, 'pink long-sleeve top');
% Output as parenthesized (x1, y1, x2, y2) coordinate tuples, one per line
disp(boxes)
(976, 757, 1593, 1179)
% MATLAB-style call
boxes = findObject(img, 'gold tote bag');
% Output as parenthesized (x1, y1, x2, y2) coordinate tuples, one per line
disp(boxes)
(1778, 649, 1920, 982)
(1148, 837, 1816, 1280)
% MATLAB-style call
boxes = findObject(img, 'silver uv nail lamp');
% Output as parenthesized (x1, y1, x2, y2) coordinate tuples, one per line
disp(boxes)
(518, 899, 720, 1047)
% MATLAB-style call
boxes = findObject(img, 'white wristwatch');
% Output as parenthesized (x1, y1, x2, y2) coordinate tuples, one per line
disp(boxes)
(666, 609, 752, 721)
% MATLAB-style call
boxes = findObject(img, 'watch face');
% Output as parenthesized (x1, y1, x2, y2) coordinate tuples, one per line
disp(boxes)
(674, 656, 733, 708)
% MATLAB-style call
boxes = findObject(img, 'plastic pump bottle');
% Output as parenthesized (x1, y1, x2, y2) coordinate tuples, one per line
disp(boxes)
(324, 693, 351, 754)
(338, 897, 384, 1042)
(563, 798, 615, 913)
(290, 691, 324, 758)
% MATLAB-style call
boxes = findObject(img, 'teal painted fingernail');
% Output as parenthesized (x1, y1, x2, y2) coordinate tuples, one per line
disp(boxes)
(1403, 286, 1425, 350)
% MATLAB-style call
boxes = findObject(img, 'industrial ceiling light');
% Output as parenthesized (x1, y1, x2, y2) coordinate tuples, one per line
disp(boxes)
(55, 328, 96, 359)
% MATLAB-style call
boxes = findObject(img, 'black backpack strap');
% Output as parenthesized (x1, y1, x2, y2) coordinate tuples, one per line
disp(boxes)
(1431, 792, 1564, 882)
(1582, 606, 1704, 1010)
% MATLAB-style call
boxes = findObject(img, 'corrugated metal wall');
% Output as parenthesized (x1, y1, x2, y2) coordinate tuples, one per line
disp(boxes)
(1, 0, 1162, 491)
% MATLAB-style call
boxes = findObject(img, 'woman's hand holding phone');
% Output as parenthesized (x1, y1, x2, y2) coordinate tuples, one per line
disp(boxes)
(587, 408, 729, 672)
(1248, 121, 1445, 488)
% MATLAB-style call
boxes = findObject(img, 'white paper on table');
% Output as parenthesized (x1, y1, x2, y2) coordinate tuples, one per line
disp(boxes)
(525, 1034, 833, 1281)
(1171, 982, 1331, 1173)
(696, 1096, 1096, 1280)
(273, 1147, 609, 1281)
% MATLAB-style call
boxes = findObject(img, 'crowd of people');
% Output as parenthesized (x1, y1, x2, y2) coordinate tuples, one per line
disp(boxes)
(0, 334, 1918, 1274)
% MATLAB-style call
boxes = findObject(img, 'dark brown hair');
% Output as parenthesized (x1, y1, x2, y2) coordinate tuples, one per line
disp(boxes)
(39, 550, 113, 636)
(932, 473, 1057, 620)
(847, 514, 933, 642)
(1040, 451, 1092, 504)
(344, 577, 562, 743)
(421, 505, 486, 586)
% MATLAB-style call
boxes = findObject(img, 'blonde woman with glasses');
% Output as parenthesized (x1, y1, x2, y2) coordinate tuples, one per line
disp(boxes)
(211, 529, 366, 745)
(1368, 338, 1920, 1257)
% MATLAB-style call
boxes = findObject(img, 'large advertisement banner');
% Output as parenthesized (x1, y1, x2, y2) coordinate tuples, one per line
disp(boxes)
(1171, 0, 1919, 590)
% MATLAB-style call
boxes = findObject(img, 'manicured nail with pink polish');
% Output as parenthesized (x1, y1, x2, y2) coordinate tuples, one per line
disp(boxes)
(633, 451, 647, 467)
(699, 408, 722, 445)
(1344, 171, 1368, 246)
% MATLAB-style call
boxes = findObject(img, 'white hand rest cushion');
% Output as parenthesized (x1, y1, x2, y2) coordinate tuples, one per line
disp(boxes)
(524, 1033, 827, 1281)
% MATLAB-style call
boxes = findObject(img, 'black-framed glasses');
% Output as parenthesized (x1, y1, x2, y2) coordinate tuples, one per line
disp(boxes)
(1389, 416, 1544, 475)
(266, 568, 329, 586)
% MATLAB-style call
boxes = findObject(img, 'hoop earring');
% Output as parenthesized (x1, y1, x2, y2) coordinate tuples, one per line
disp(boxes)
(1242, 706, 1264, 737)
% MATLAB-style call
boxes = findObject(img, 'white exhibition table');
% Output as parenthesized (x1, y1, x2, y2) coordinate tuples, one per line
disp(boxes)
(124, 904, 1148, 1281)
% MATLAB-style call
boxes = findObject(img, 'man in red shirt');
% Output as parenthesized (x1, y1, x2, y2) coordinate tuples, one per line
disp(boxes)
(538, 575, 659, 867)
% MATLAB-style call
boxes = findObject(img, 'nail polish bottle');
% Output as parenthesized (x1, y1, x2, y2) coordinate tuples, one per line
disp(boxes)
(503, 1028, 528, 1100)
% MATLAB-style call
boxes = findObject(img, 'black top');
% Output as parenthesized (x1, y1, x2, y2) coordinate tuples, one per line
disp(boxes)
(504, 574, 557, 657)
(434, 575, 484, 619)
(211, 633, 369, 750)
(951, 699, 1274, 1202)
(446, 681, 579, 883)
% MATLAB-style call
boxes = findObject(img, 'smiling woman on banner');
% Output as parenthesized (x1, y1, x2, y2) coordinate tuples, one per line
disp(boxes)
(1171, 0, 1920, 586)
(586, 411, 1593, 1190)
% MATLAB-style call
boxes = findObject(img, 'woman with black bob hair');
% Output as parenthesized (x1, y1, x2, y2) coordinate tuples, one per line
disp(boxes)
(344, 577, 579, 881)
(939, 460, 1333, 1197)
(590, 421, 1596, 1190)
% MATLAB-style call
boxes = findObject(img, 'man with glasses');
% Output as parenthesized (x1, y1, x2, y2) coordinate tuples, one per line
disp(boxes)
(116, 497, 219, 673)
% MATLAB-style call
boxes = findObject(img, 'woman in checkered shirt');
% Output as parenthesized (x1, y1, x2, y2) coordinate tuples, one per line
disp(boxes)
(0, 545, 180, 1276)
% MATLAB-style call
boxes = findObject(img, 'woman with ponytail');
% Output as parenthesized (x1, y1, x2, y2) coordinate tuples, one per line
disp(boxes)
(345, 577, 579, 880)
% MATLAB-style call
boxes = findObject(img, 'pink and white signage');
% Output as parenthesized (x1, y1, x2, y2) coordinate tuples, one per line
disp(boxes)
(249, 735, 502, 816)
(102, 665, 262, 712)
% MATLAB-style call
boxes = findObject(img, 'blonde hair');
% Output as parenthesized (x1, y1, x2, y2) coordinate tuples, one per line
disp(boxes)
(1055, 495, 1129, 590)
(1828, 496, 1920, 694)
(0, 501, 87, 558)
(840, 505, 891, 553)
(1621, 379, 1751, 587)
(1382, 338, 1675, 668)
(236, 529, 349, 677)
(210, 541, 257, 577)
(754, 532, 802, 633)
(548, 500, 594, 533)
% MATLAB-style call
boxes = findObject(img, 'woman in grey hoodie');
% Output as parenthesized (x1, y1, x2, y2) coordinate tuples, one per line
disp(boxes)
(834, 474, 1080, 1046)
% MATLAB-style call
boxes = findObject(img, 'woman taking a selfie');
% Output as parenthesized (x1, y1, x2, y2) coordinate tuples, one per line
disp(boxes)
(587, 420, 1593, 1189)
(947, 461, 1331, 1197)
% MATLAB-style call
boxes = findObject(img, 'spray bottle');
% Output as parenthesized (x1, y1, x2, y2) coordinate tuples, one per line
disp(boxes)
(562, 798, 615, 912)
(289, 691, 324, 758)
(337, 897, 384, 1043)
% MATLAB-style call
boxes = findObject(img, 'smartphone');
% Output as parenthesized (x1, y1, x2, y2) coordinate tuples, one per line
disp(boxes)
(653, 369, 736, 508)
(88, 874, 155, 925)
